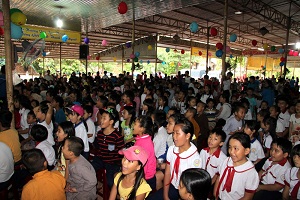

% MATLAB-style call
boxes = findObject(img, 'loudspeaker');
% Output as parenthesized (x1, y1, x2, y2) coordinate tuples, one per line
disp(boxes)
(79, 45, 89, 59)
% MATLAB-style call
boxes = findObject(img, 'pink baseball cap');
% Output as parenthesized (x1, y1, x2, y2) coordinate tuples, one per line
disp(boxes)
(71, 104, 84, 117)
(119, 146, 149, 166)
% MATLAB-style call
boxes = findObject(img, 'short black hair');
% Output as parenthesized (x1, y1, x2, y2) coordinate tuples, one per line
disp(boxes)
(22, 149, 46, 175)
(66, 136, 84, 157)
(53, 95, 64, 108)
(276, 95, 289, 105)
(271, 137, 292, 155)
(154, 111, 166, 127)
(186, 107, 197, 117)
(83, 105, 93, 115)
(123, 90, 134, 102)
(210, 128, 226, 142)
(291, 144, 300, 158)
(27, 110, 36, 119)
(245, 120, 258, 132)
(206, 98, 215, 105)
(0, 110, 12, 128)
(229, 132, 251, 149)
(31, 124, 48, 142)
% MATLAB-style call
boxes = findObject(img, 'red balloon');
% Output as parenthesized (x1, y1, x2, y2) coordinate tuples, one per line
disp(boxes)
(293, 51, 299, 56)
(289, 50, 294, 56)
(280, 57, 285, 62)
(96, 56, 100, 60)
(216, 42, 223, 50)
(0, 27, 4, 36)
(210, 27, 218, 36)
(118, 1, 128, 14)
(181, 49, 185, 54)
(198, 51, 202, 56)
(252, 40, 257, 46)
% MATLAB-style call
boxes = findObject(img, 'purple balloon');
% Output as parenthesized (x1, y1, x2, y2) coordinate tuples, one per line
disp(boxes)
(125, 42, 131, 48)
(84, 37, 89, 44)
(127, 58, 130, 62)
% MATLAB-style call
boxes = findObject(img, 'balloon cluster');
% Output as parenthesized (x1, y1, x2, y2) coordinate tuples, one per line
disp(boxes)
(6, 8, 28, 39)
(215, 42, 223, 58)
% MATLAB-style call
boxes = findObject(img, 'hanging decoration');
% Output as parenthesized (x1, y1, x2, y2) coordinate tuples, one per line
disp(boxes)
(147, 45, 152, 50)
(289, 50, 294, 56)
(225, 46, 231, 53)
(113, 57, 117, 62)
(189, 22, 199, 33)
(0, 11, 3, 26)
(118, 1, 128, 14)
(147, 60, 150, 64)
(39, 32, 47, 39)
(61, 34, 69, 42)
(84, 37, 90, 44)
(198, 51, 202, 56)
(216, 42, 223, 50)
(135, 52, 140, 57)
(42, 51, 47, 57)
(102, 39, 108, 46)
(270, 46, 276, 52)
(216, 49, 223, 58)
(210, 27, 218, 36)
(293, 51, 298, 56)
(0, 27, 4, 36)
(280, 57, 285, 62)
(96, 55, 100, 60)
(278, 48, 284, 54)
(11, 22, 23, 39)
(181, 49, 185, 54)
(166, 47, 170, 53)
(134, 57, 138, 62)
(127, 58, 130, 62)
(229, 34, 237, 42)
(263, 43, 268, 50)
(252, 40, 257, 46)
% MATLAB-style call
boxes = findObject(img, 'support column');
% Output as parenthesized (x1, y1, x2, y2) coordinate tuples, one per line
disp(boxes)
(221, 0, 228, 78)
(59, 42, 62, 77)
(283, 16, 291, 78)
(131, 2, 135, 76)
(206, 21, 210, 75)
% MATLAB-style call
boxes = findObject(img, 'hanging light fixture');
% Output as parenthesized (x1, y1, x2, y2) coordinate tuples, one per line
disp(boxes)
(54, 8, 64, 28)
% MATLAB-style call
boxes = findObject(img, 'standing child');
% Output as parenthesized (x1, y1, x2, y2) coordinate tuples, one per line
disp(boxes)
(157, 96, 169, 114)
(63, 136, 97, 200)
(204, 98, 218, 130)
(276, 95, 290, 138)
(261, 116, 277, 158)
(289, 101, 300, 145)
(282, 144, 300, 200)
(109, 146, 152, 200)
(121, 106, 136, 148)
(83, 105, 96, 144)
(153, 111, 169, 160)
(15, 94, 32, 140)
(200, 128, 227, 185)
(214, 132, 259, 200)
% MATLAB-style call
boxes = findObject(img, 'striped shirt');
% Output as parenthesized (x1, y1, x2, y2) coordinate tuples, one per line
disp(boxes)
(95, 129, 125, 165)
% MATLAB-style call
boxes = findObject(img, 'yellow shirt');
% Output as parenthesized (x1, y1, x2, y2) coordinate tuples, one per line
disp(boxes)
(21, 170, 66, 200)
(114, 172, 152, 200)
(0, 129, 22, 162)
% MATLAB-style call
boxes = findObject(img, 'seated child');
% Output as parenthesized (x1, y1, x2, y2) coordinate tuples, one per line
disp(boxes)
(200, 128, 227, 185)
(63, 136, 97, 200)
(179, 168, 211, 200)
(282, 144, 300, 200)
(21, 149, 66, 200)
(31, 124, 55, 169)
(83, 105, 96, 144)
(109, 146, 152, 200)
(20, 110, 37, 150)
(253, 138, 292, 200)
(204, 98, 217, 130)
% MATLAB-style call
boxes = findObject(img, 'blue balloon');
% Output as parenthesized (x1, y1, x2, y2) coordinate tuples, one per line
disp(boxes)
(11, 22, 23, 39)
(280, 61, 285, 66)
(278, 48, 285, 54)
(135, 52, 140, 57)
(42, 51, 47, 57)
(216, 49, 223, 58)
(61, 34, 69, 42)
(140, 60, 143, 64)
(190, 22, 199, 33)
(162, 61, 166, 65)
(147, 60, 150, 64)
(230, 54, 233, 58)
(166, 47, 170, 53)
(229, 34, 237, 42)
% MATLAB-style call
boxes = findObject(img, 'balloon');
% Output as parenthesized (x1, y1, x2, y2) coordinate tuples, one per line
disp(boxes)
(216, 42, 223, 50)
(280, 57, 285, 62)
(61, 34, 69, 42)
(280, 61, 285, 66)
(10, 8, 22, 16)
(130, 54, 135, 59)
(11, 22, 23, 39)
(147, 60, 150, 64)
(140, 60, 143, 64)
(87, 55, 91, 60)
(135, 52, 140, 57)
(11, 12, 27, 26)
(134, 57, 138, 62)
(181, 49, 185, 54)
(127, 58, 130, 62)
(198, 51, 202, 56)
(289, 50, 294, 56)
(226, 46, 231, 53)
(42, 51, 47, 57)
(263, 43, 268, 50)
(208, 52, 212, 56)
(0, 27, 4, 36)
(84, 37, 90, 44)
(148, 45, 152, 50)
(229, 34, 237, 42)
(125, 42, 131, 48)
(210, 27, 218, 36)
(252, 40, 257, 46)
(0, 11, 3, 26)
(271, 46, 276, 52)
(278, 48, 284, 54)
(162, 61, 166, 65)
(293, 51, 299, 56)
(102, 39, 107, 46)
(96, 56, 100, 60)
(216, 50, 223, 58)
(40, 32, 47, 39)
(118, 1, 128, 14)
(166, 47, 170, 52)
(190, 22, 198, 33)
(230, 54, 233, 58)
(113, 57, 117, 62)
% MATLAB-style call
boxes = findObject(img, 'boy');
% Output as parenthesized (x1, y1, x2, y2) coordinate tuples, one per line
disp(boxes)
(195, 101, 209, 151)
(276, 95, 290, 138)
(253, 138, 292, 200)
(185, 107, 200, 142)
(83, 105, 96, 144)
(199, 128, 227, 185)
(21, 110, 36, 150)
(204, 98, 217, 130)
(21, 149, 66, 200)
(51, 95, 66, 124)
(63, 136, 97, 200)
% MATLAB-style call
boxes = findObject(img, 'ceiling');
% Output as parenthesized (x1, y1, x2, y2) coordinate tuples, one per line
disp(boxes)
(0, 0, 300, 61)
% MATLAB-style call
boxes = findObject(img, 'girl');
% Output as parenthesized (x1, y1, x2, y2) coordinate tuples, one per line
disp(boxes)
(133, 115, 157, 190)
(282, 144, 300, 200)
(121, 106, 136, 148)
(109, 146, 152, 200)
(179, 168, 211, 200)
(257, 100, 269, 113)
(216, 93, 231, 120)
(56, 121, 75, 178)
(141, 98, 154, 116)
(204, 98, 218, 130)
(91, 108, 125, 189)
(186, 96, 197, 109)
(157, 96, 169, 114)
(261, 116, 277, 158)
(289, 101, 300, 146)
(153, 111, 168, 160)
(15, 94, 32, 140)
(83, 105, 96, 144)
(214, 132, 259, 200)
(200, 85, 213, 104)
(66, 104, 89, 159)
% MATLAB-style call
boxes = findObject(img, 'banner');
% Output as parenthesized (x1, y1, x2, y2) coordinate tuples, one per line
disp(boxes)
(21, 25, 81, 44)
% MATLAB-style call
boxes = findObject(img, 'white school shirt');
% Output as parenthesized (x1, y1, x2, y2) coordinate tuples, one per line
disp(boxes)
(284, 167, 300, 199)
(261, 158, 291, 191)
(278, 111, 291, 128)
(153, 127, 169, 158)
(38, 120, 55, 145)
(276, 120, 285, 133)
(263, 133, 273, 150)
(86, 118, 96, 143)
(289, 114, 300, 132)
(36, 140, 55, 166)
(217, 103, 232, 120)
(199, 147, 227, 179)
(0, 142, 14, 183)
(19, 108, 30, 139)
(166, 134, 174, 148)
(249, 138, 265, 162)
(216, 157, 259, 200)
(166, 143, 201, 189)
(74, 122, 90, 152)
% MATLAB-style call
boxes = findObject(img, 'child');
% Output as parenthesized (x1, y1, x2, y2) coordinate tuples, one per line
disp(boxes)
(15, 94, 32, 140)
(246, 88, 257, 118)
(240, 98, 253, 120)
(186, 96, 197, 109)
(253, 138, 292, 200)
(21, 149, 66, 200)
(276, 95, 290, 138)
(147, 118, 201, 200)
(195, 101, 209, 151)
(200, 85, 213, 104)
(214, 132, 259, 200)
(91, 108, 125, 189)
(63, 136, 97, 200)
(244, 120, 265, 166)
(289, 101, 300, 146)
(141, 98, 154, 116)
(66, 104, 90, 159)
(184, 107, 200, 143)
(83, 105, 96, 144)
(257, 100, 269, 113)
(157, 96, 169, 114)
(269, 105, 280, 119)
(109, 146, 152, 200)
(133, 115, 157, 190)
(222, 104, 246, 154)
(204, 98, 217, 130)
(121, 106, 136, 148)
(20, 110, 37, 150)
(153, 111, 169, 160)
(56, 121, 75, 177)
(282, 144, 300, 200)
(51, 95, 66, 125)
(200, 128, 227, 185)
(31, 124, 56, 169)
(179, 168, 211, 200)
(216, 93, 231, 121)
(262, 116, 277, 158)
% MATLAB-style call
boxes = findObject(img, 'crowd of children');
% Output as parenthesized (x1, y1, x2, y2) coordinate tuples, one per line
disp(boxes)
(0, 70, 300, 200)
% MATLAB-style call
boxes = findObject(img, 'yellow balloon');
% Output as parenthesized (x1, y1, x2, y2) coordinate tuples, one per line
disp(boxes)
(148, 45, 152, 50)
(113, 57, 117, 62)
(11, 12, 27, 26)
(263, 43, 268, 50)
